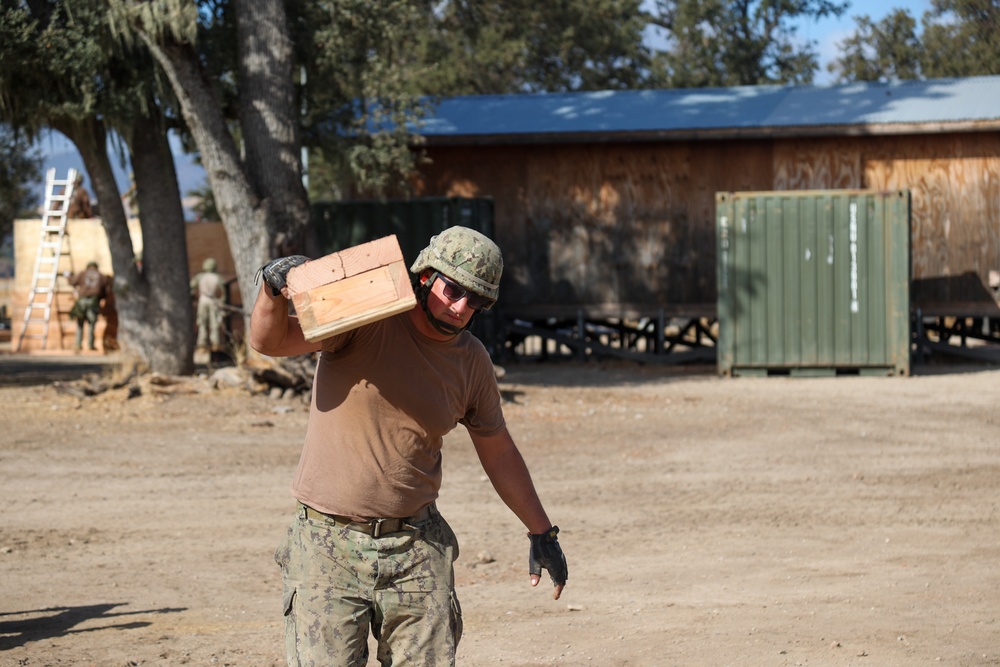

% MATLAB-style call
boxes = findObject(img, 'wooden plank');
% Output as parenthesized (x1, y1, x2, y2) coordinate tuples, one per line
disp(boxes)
(287, 235, 416, 342)
(285, 235, 407, 296)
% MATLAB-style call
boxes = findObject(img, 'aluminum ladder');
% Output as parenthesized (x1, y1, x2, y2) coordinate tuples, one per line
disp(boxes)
(15, 168, 77, 352)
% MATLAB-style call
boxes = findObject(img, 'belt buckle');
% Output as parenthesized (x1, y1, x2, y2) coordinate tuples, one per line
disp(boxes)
(370, 517, 406, 538)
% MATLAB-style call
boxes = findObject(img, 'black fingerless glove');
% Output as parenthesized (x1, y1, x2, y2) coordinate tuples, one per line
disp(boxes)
(255, 255, 310, 296)
(528, 525, 568, 587)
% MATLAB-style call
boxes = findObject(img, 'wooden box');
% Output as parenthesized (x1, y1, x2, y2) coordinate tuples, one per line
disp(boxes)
(286, 235, 416, 342)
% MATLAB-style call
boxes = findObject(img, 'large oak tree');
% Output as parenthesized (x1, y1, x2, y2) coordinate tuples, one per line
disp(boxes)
(0, 0, 195, 374)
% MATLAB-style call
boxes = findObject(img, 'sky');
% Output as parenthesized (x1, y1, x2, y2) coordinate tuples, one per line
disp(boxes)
(29, 0, 937, 212)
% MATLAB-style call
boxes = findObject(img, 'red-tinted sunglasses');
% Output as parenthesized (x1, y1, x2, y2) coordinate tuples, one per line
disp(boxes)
(433, 273, 495, 311)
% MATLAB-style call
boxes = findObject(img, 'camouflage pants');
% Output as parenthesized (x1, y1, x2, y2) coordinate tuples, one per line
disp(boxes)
(72, 296, 100, 350)
(195, 299, 222, 349)
(275, 503, 463, 667)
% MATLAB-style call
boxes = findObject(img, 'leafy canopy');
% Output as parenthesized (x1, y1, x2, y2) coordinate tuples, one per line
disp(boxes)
(644, 0, 849, 87)
(831, 0, 1000, 81)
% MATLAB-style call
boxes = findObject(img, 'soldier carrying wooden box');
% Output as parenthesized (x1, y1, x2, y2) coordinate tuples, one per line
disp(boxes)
(249, 226, 568, 666)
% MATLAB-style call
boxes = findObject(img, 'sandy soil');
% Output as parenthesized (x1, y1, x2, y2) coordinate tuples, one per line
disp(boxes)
(1, 354, 998, 667)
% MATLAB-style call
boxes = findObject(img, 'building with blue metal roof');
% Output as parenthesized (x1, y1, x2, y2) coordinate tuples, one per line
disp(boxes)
(417, 75, 1000, 143)
(404, 76, 1000, 363)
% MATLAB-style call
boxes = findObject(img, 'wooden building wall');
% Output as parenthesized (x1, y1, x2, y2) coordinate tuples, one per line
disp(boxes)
(414, 131, 1000, 312)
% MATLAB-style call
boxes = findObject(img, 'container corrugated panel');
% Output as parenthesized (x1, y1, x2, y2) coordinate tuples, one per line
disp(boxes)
(716, 190, 911, 377)
(310, 197, 499, 354)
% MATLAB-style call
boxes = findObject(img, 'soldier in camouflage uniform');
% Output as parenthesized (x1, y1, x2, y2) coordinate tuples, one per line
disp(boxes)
(190, 257, 225, 354)
(67, 261, 111, 351)
(250, 226, 568, 666)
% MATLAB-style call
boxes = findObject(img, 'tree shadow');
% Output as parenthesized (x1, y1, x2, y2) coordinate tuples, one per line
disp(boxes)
(0, 354, 117, 388)
(0, 603, 186, 651)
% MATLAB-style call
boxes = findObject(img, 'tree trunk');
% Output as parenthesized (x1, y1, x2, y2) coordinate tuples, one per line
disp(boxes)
(139, 0, 313, 339)
(141, 34, 273, 333)
(237, 0, 313, 255)
(124, 113, 196, 375)
(54, 115, 195, 375)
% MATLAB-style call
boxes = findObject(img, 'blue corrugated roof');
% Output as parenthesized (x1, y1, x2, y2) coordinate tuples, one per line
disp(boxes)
(417, 75, 1000, 139)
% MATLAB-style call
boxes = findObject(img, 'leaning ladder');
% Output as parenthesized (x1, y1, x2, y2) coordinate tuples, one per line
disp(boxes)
(15, 168, 77, 352)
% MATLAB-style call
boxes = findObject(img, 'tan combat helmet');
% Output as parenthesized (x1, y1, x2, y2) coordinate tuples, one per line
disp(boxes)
(411, 226, 503, 335)
(410, 226, 503, 304)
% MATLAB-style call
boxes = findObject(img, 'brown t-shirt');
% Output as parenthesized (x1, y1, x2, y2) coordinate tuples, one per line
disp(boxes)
(290, 312, 505, 519)
(192, 271, 224, 303)
(69, 267, 110, 299)
(67, 186, 93, 219)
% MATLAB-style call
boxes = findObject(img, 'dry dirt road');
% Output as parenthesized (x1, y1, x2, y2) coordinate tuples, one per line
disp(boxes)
(1, 354, 998, 666)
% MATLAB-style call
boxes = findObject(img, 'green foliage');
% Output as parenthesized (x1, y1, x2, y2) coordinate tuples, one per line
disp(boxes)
(0, 124, 43, 240)
(831, 10, 921, 82)
(413, 0, 651, 95)
(295, 0, 433, 197)
(921, 0, 1000, 78)
(0, 2, 103, 128)
(831, 0, 1000, 82)
(107, 0, 198, 46)
(0, 0, 164, 132)
(644, 0, 848, 87)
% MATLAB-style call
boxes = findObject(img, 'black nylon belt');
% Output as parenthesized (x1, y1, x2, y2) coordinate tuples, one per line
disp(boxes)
(301, 504, 433, 538)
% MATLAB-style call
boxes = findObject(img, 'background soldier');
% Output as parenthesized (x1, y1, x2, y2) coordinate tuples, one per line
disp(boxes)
(190, 257, 225, 358)
(67, 261, 111, 352)
(66, 173, 93, 219)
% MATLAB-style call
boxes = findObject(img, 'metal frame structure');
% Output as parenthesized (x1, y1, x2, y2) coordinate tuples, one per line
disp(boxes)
(498, 304, 717, 364)
(912, 301, 1000, 364)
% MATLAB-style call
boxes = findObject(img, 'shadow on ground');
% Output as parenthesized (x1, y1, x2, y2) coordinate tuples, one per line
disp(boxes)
(0, 353, 120, 388)
(0, 603, 186, 651)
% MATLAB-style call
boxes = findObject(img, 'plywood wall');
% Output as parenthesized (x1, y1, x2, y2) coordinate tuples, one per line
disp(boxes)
(418, 140, 774, 309)
(417, 131, 1000, 310)
(10, 220, 235, 352)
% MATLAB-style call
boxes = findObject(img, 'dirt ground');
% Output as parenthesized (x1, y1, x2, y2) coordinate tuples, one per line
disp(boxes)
(1, 352, 998, 667)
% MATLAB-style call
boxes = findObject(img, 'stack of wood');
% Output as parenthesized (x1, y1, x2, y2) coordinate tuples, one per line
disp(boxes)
(247, 355, 317, 399)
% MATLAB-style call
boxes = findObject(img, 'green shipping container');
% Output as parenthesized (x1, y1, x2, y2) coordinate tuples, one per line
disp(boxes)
(716, 190, 911, 377)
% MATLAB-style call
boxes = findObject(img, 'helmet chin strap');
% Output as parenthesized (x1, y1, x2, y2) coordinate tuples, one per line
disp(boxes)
(415, 276, 476, 337)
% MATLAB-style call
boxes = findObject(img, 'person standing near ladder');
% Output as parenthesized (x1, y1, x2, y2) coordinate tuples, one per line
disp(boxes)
(67, 173, 94, 219)
(67, 261, 111, 352)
